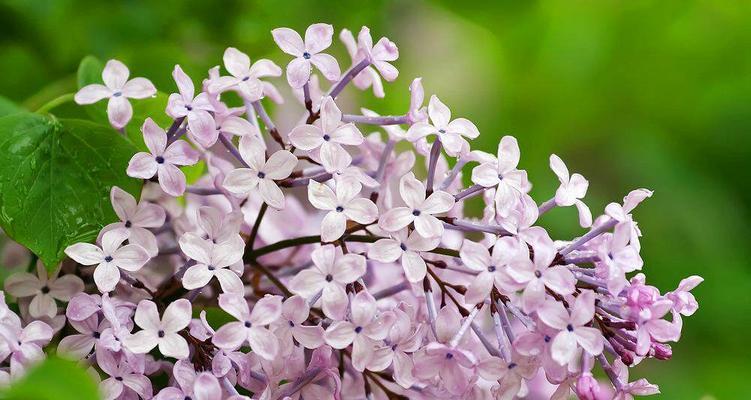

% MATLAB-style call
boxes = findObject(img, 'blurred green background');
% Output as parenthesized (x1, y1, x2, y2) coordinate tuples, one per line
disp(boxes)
(0, 0, 748, 398)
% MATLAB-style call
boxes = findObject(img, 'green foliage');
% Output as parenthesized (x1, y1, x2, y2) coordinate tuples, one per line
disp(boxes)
(0, 97, 20, 117)
(0, 113, 142, 270)
(0, 356, 99, 400)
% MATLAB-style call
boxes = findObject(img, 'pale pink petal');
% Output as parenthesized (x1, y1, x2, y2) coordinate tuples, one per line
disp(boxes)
(127, 228, 157, 258)
(574, 199, 593, 228)
(258, 179, 285, 209)
(112, 244, 149, 272)
(320, 211, 347, 242)
(193, 373, 222, 400)
(428, 95, 451, 128)
(549, 154, 569, 182)
(319, 96, 342, 134)
(378, 207, 414, 232)
(218, 293, 250, 321)
(47, 275, 84, 300)
(421, 190, 455, 214)
(459, 239, 490, 271)
(413, 215, 443, 238)
(178, 232, 212, 264)
(550, 331, 578, 365)
(134, 300, 161, 330)
(127, 152, 158, 179)
(343, 198, 377, 224)
(307, 180, 337, 211)
(4, 273, 41, 297)
(401, 251, 427, 283)
(246, 327, 279, 360)
(367, 239, 402, 263)
(464, 273, 494, 304)
(57, 334, 95, 360)
(570, 290, 596, 326)
(28, 293, 57, 319)
(399, 173, 426, 209)
(447, 118, 479, 139)
(392, 351, 415, 389)
(214, 269, 244, 294)
(74, 84, 111, 104)
(537, 300, 569, 330)
(289, 269, 326, 298)
(249, 59, 282, 78)
(372, 37, 399, 62)
(310, 53, 340, 81)
(93, 262, 121, 292)
(159, 332, 189, 359)
(324, 321, 356, 349)
(213, 322, 247, 350)
(497, 136, 520, 173)
(286, 58, 311, 89)
(157, 164, 188, 196)
(319, 141, 352, 173)
(471, 162, 501, 187)
(333, 254, 366, 283)
(124, 329, 158, 354)
(329, 124, 363, 146)
(373, 60, 398, 82)
(322, 284, 348, 319)
(121, 78, 156, 99)
(405, 122, 436, 142)
(110, 186, 137, 221)
(222, 168, 259, 195)
(288, 124, 324, 150)
(262, 150, 297, 180)
(293, 325, 325, 349)
(172, 65, 195, 100)
(543, 266, 576, 296)
(249, 295, 282, 326)
(521, 278, 546, 313)
(304, 23, 333, 54)
(271, 28, 304, 56)
(163, 141, 200, 166)
(574, 327, 603, 356)
(223, 47, 250, 78)
(220, 116, 259, 138)
(102, 60, 129, 89)
(187, 110, 218, 148)
(107, 96, 133, 129)
(162, 299, 192, 332)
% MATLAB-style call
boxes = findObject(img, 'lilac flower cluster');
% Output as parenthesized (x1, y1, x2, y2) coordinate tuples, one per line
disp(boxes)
(0, 23, 702, 399)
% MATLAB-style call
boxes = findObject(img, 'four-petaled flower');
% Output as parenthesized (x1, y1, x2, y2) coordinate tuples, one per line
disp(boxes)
(536, 290, 604, 365)
(126, 118, 200, 196)
(74, 59, 156, 129)
(178, 231, 245, 294)
(289, 244, 366, 319)
(307, 179, 378, 242)
(101, 186, 166, 257)
(5, 263, 83, 319)
(288, 96, 364, 173)
(550, 154, 592, 228)
(272, 23, 341, 88)
(406, 95, 480, 156)
(166, 65, 217, 147)
(378, 172, 455, 238)
(124, 299, 192, 359)
(222, 136, 297, 209)
(64, 229, 150, 293)
(212, 294, 282, 360)
(368, 228, 439, 283)
(208, 47, 282, 101)
(459, 236, 523, 304)
(471, 135, 527, 218)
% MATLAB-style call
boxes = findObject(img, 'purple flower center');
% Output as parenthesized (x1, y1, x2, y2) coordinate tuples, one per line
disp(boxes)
(335, 206, 344, 212)
(323, 134, 331, 141)
(185, 105, 193, 111)
(400, 243, 407, 251)
(354, 326, 363, 333)
(41, 285, 49, 294)
(438, 129, 446, 134)
(303, 52, 311, 59)
(325, 274, 333, 282)
(445, 353, 454, 360)
(288, 320, 295, 327)
(508, 362, 517, 369)
(112, 91, 122, 97)
(155, 156, 165, 164)
(124, 220, 132, 228)
(115, 376, 123, 381)
(158, 330, 165, 338)
(93, 331, 100, 339)
(534, 270, 542, 278)
(244, 321, 252, 328)
(104, 255, 113, 263)
(544, 335, 551, 342)
(412, 209, 421, 216)
(208, 265, 215, 271)
(242, 76, 250, 81)
(257, 171, 266, 179)
(566, 324, 574, 332)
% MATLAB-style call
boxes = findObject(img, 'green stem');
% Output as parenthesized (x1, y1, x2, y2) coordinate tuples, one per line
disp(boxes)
(35, 93, 76, 114)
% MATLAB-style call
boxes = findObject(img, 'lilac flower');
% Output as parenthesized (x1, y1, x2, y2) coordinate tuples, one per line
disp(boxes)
(324, 291, 395, 371)
(612, 358, 660, 399)
(273, 295, 324, 355)
(193, 206, 244, 245)
(537, 290, 604, 365)
(307, 179, 378, 242)
(124, 299, 192, 359)
(379, 305, 423, 388)
(605, 188, 653, 250)
(367, 228, 439, 283)
(666, 275, 703, 316)
(209, 47, 282, 101)
(597, 221, 644, 295)
(222, 136, 297, 209)
(288, 96, 363, 173)
(458, 236, 523, 304)
(272, 23, 340, 88)
(64, 229, 150, 293)
(549, 154, 592, 228)
(100, 186, 166, 257)
(4, 263, 83, 319)
(166, 65, 217, 147)
(339, 28, 385, 97)
(406, 95, 480, 156)
(0, 318, 53, 374)
(339, 27, 399, 97)
(97, 349, 152, 400)
(178, 232, 244, 294)
(212, 294, 281, 360)
(74, 59, 156, 129)
(471, 135, 527, 217)
(506, 228, 576, 312)
(57, 314, 103, 359)
(126, 118, 201, 196)
(289, 245, 366, 319)
(378, 172, 455, 238)
(156, 370, 225, 400)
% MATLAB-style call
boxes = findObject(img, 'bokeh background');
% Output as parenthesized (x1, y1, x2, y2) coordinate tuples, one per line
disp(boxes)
(1, 0, 748, 398)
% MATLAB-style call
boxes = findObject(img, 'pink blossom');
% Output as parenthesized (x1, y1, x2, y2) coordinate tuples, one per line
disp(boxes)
(484, 352, 538, 399)
(212, 294, 281, 360)
(666, 275, 703, 316)
(339, 28, 385, 97)
(222, 136, 297, 209)
(127, 118, 201, 196)
(367, 228, 439, 283)
(273, 295, 325, 355)
(380, 305, 423, 388)
(74, 59, 156, 129)
(605, 188, 653, 250)
(208, 47, 282, 101)
(57, 314, 103, 360)
(406, 95, 479, 156)
(537, 290, 604, 365)
(166, 65, 217, 147)
(64, 229, 150, 293)
(272, 23, 340, 88)
(97, 349, 152, 400)
(339, 27, 399, 96)
(324, 291, 395, 371)
(124, 299, 192, 359)
(178, 232, 244, 294)
(549, 154, 592, 228)
(288, 96, 363, 173)
(4, 263, 83, 319)
(288, 245, 366, 319)
(506, 227, 576, 312)
(194, 206, 244, 245)
(407, 77, 428, 124)
(307, 179, 378, 242)
(100, 186, 166, 257)
(0, 318, 53, 375)
(378, 172, 455, 238)
(597, 221, 644, 295)
(471, 135, 527, 217)
(612, 358, 660, 400)
(459, 236, 523, 304)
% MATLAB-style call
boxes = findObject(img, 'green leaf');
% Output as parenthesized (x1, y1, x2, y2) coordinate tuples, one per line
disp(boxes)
(0, 97, 20, 118)
(0, 356, 99, 400)
(76, 55, 171, 150)
(0, 113, 142, 270)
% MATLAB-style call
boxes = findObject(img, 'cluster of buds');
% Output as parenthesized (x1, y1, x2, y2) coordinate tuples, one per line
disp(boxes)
(0, 23, 701, 399)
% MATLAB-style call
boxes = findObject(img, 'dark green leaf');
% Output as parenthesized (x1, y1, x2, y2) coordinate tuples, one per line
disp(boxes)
(0, 113, 142, 270)
(0, 356, 99, 400)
